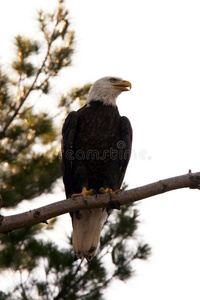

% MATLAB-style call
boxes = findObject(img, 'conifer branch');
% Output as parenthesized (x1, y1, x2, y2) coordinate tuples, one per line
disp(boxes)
(1, 41, 51, 136)
(0, 171, 200, 234)
(1, 3, 70, 137)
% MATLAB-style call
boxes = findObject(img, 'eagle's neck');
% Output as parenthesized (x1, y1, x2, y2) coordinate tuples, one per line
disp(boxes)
(86, 99, 116, 107)
(86, 89, 121, 107)
(86, 100, 117, 108)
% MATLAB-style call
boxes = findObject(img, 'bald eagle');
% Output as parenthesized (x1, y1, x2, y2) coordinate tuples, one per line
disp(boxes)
(61, 76, 132, 261)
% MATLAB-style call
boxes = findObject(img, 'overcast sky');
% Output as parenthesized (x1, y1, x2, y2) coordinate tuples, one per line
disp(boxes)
(1, 0, 200, 299)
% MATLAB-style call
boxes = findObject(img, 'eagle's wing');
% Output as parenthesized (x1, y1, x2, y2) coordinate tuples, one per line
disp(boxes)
(117, 116, 132, 187)
(61, 111, 79, 198)
(61, 110, 108, 261)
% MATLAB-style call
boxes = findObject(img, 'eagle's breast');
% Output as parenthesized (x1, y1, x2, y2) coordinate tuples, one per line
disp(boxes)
(74, 101, 121, 156)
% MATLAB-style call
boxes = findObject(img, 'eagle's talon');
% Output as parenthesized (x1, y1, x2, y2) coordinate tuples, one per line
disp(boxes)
(99, 187, 113, 194)
(99, 187, 122, 201)
(72, 187, 96, 206)
(99, 187, 104, 193)
(92, 189, 98, 198)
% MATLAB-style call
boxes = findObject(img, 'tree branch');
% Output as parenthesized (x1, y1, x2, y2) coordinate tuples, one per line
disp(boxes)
(1, 7, 62, 137)
(1, 171, 200, 234)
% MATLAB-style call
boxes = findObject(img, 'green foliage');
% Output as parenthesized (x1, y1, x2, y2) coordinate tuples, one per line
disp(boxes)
(0, 0, 74, 207)
(0, 0, 151, 299)
(59, 84, 92, 110)
(100, 205, 151, 283)
(12, 35, 39, 77)
(0, 205, 150, 299)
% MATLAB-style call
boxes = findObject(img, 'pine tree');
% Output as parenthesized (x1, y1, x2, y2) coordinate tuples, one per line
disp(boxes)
(0, 1, 150, 299)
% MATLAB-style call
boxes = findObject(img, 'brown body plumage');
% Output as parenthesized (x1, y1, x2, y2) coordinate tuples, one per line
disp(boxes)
(61, 77, 132, 260)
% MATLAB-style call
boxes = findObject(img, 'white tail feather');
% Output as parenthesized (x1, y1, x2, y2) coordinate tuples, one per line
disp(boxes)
(72, 208, 108, 261)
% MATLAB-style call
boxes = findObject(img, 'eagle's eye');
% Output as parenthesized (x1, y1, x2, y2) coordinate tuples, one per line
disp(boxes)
(110, 78, 118, 83)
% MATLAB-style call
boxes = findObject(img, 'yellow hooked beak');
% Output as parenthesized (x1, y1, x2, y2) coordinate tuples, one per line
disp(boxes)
(112, 80, 132, 91)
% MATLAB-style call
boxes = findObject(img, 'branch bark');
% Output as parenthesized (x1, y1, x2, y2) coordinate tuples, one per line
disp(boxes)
(0, 171, 200, 234)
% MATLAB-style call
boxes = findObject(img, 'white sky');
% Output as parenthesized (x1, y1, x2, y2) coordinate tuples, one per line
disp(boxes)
(1, 0, 200, 299)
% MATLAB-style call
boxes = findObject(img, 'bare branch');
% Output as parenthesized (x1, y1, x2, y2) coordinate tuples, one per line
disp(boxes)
(0, 171, 200, 234)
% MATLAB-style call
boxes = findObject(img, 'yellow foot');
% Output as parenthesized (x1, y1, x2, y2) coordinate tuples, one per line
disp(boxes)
(99, 187, 121, 210)
(99, 188, 113, 194)
(99, 188, 121, 194)
(72, 187, 96, 205)
(99, 187, 121, 202)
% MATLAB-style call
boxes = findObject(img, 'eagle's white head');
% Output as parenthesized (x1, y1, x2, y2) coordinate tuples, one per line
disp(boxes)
(86, 76, 132, 106)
